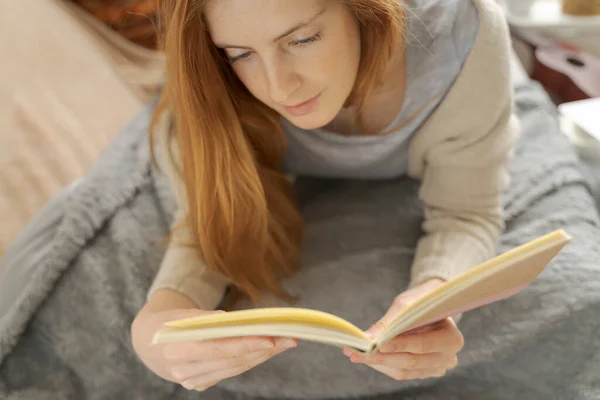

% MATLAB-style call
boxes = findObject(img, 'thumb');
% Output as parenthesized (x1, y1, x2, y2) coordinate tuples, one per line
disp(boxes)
(153, 308, 225, 327)
(148, 309, 225, 345)
(365, 297, 410, 340)
(365, 280, 447, 340)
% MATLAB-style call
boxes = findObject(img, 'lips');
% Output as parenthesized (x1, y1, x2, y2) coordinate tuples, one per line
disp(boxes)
(284, 94, 320, 117)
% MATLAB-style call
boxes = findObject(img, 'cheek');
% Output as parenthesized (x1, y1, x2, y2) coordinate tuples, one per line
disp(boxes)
(232, 65, 270, 101)
(317, 37, 360, 88)
(301, 41, 356, 86)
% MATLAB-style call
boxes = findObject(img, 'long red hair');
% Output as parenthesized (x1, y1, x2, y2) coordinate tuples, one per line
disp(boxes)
(151, 0, 405, 306)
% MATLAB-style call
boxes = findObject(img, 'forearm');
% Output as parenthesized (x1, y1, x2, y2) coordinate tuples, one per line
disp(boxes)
(409, 206, 503, 288)
(147, 217, 230, 310)
(131, 289, 196, 380)
(144, 288, 199, 313)
(131, 289, 209, 382)
(408, 109, 520, 287)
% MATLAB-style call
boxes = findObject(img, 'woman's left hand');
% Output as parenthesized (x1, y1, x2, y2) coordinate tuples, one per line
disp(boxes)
(343, 279, 464, 381)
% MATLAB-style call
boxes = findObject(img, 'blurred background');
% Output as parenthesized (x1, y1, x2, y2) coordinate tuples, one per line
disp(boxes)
(1, 0, 599, 255)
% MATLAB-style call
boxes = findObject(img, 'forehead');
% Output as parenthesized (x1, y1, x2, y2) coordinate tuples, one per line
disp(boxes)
(205, 0, 328, 43)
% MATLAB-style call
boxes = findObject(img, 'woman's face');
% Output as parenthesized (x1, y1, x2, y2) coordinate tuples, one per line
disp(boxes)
(205, 0, 361, 130)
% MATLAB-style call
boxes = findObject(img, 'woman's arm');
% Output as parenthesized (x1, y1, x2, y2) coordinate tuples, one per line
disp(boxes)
(146, 111, 231, 310)
(146, 209, 231, 310)
(406, 0, 520, 287)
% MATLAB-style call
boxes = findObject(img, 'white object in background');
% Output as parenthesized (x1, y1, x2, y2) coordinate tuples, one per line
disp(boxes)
(559, 98, 600, 140)
(503, 0, 600, 30)
(500, 0, 600, 57)
(559, 98, 600, 160)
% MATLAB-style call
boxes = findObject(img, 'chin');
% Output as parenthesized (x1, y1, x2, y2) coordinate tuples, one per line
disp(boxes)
(283, 109, 340, 131)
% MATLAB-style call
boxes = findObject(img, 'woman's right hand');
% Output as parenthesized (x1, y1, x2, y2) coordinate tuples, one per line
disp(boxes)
(131, 291, 298, 392)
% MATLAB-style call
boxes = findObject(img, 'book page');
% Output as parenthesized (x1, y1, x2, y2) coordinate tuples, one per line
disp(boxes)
(164, 307, 369, 339)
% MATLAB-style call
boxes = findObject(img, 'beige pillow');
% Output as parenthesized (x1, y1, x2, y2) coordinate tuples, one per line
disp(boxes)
(0, 0, 164, 254)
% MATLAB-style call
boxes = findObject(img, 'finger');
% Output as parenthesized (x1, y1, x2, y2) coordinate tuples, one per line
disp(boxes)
(172, 338, 297, 381)
(367, 364, 448, 381)
(182, 378, 220, 392)
(378, 320, 464, 355)
(172, 348, 273, 381)
(179, 338, 295, 389)
(398, 319, 447, 336)
(365, 281, 446, 339)
(178, 352, 272, 390)
(365, 306, 445, 340)
(162, 336, 280, 363)
(365, 296, 412, 339)
(350, 351, 457, 370)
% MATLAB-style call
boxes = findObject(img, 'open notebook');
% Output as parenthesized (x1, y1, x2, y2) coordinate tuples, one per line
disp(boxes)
(152, 230, 571, 354)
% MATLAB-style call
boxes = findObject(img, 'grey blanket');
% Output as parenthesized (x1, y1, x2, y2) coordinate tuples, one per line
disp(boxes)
(1, 81, 599, 400)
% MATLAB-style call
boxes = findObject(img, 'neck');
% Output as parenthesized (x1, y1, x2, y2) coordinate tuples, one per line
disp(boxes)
(327, 44, 407, 136)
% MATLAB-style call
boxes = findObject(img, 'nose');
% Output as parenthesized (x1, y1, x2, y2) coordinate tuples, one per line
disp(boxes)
(264, 56, 301, 104)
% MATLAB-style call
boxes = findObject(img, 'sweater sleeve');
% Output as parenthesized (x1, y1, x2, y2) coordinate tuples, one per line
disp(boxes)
(406, 0, 520, 287)
(146, 114, 230, 310)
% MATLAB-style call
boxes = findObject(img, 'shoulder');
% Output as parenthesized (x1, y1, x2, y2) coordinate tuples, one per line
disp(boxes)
(403, 0, 480, 62)
(406, 0, 518, 173)
(150, 110, 190, 210)
(403, 0, 512, 104)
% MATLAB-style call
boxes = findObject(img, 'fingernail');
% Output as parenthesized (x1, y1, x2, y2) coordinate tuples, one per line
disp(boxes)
(182, 382, 194, 390)
(282, 339, 297, 349)
(365, 331, 378, 340)
(343, 348, 353, 357)
(350, 354, 362, 363)
(258, 341, 275, 350)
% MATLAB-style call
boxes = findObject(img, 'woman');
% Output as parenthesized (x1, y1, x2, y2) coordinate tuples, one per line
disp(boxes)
(131, 0, 519, 392)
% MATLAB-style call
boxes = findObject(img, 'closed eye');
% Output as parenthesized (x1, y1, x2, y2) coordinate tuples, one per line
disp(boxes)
(228, 32, 323, 64)
(228, 51, 252, 63)
(291, 32, 323, 47)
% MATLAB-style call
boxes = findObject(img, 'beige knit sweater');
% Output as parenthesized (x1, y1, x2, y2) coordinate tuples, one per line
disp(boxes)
(148, 0, 520, 310)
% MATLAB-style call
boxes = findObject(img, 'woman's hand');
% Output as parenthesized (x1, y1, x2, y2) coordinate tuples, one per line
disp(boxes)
(343, 279, 464, 381)
(131, 290, 297, 392)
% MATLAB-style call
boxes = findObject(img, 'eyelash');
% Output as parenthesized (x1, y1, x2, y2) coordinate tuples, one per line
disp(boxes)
(229, 32, 323, 64)
(291, 32, 323, 47)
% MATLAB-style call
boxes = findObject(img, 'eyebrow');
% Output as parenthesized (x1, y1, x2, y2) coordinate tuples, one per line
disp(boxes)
(215, 7, 327, 49)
